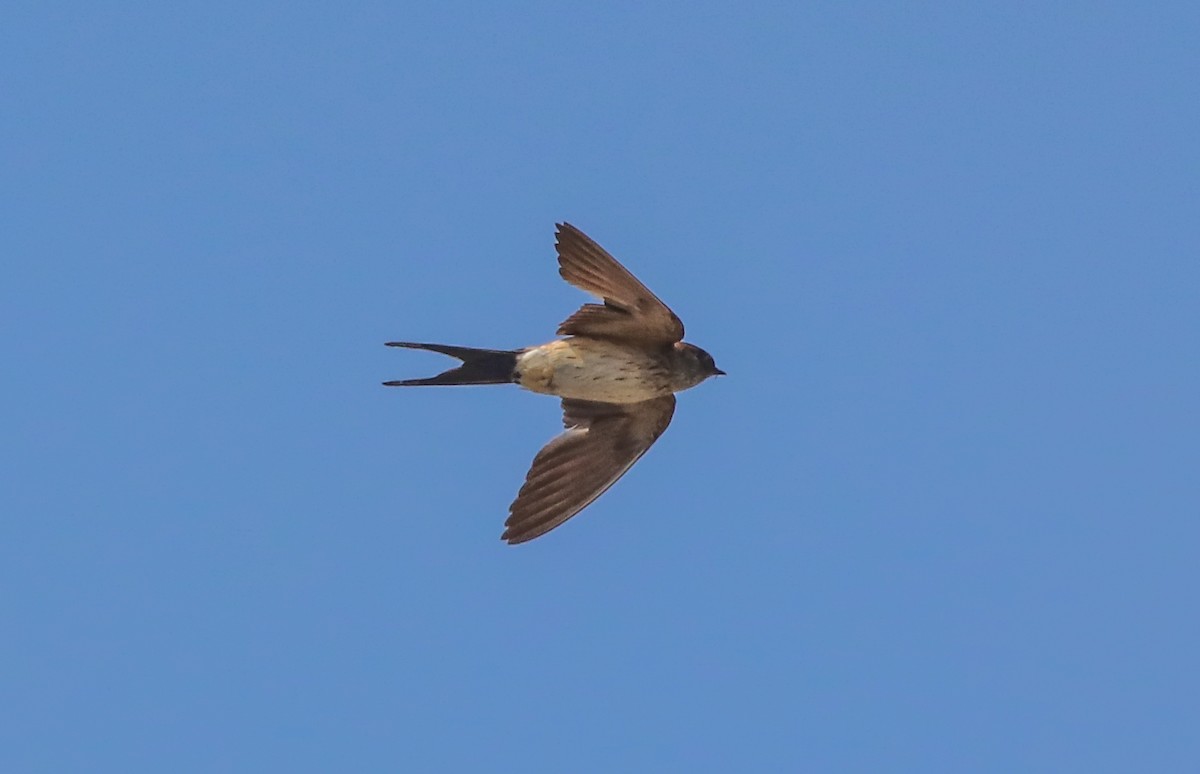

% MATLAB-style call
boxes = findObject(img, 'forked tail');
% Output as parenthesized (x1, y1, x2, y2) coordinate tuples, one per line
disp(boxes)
(383, 342, 519, 387)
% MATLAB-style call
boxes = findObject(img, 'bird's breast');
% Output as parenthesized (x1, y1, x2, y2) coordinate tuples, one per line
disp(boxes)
(516, 339, 673, 403)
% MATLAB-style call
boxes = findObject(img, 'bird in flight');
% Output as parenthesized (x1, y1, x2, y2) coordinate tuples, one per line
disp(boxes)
(384, 223, 723, 544)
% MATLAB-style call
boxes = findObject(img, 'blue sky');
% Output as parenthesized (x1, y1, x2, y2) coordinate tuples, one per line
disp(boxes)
(3, 2, 1198, 771)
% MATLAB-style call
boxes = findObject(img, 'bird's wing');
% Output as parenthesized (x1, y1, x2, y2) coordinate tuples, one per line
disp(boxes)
(555, 222, 685, 345)
(502, 395, 676, 544)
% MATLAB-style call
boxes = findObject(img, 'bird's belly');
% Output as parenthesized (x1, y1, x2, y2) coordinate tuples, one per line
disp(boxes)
(516, 340, 671, 403)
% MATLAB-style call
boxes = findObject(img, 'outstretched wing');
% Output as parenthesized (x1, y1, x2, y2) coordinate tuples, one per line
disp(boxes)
(502, 395, 677, 544)
(555, 223, 685, 345)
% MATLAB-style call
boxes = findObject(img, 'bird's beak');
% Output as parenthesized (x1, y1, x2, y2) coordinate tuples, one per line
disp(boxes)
(713, 368, 726, 376)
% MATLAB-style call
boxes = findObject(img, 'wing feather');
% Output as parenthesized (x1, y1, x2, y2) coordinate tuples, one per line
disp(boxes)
(554, 223, 685, 344)
(502, 396, 676, 544)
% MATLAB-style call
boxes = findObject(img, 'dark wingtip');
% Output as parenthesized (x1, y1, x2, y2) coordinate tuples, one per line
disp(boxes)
(501, 528, 532, 545)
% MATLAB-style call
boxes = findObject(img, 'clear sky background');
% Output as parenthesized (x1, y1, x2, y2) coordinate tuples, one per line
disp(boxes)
(3, 3, 1198, 772)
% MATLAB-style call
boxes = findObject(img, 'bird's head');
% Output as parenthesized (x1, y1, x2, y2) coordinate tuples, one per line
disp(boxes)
(672, 341, 725, 390)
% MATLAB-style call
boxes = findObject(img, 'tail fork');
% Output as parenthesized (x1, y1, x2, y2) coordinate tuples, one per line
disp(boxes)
(383, 342, 518, 387)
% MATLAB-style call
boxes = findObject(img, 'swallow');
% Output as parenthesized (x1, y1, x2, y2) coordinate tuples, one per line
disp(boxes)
(384, 223, 723, 544)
